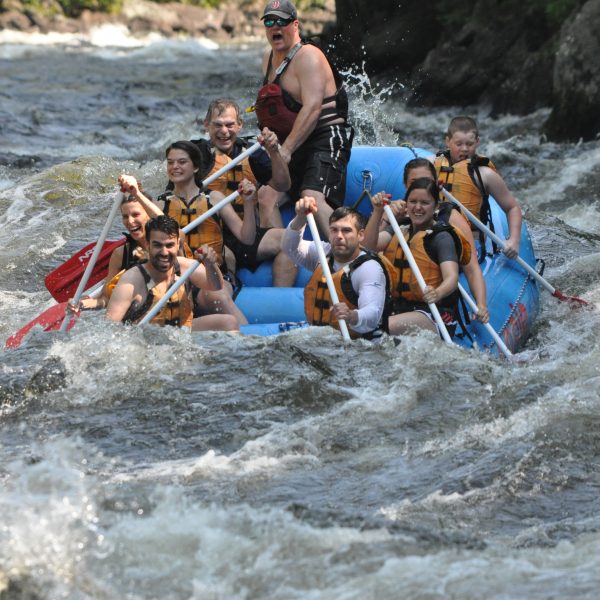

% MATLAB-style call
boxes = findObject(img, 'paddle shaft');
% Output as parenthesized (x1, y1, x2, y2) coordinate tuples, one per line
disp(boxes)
(182, 190, 239, 234)
(60, 191, 124, 332)
(439, 186, 556, 295)
(383, 204, 453, 344)
(457, 282, 513, 360)
(138, 260, 200, 325)
(200, 141, 262, 190)
(305, 213, 351, 342)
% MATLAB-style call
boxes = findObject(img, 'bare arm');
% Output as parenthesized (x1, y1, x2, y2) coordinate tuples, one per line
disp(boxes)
(258, 128, 291, 192)
(364, 191, 394, 251)
(118, 174, 163, 219)
(187, 247, 223, 293)
(448, 210, 488, 322)
(106, 271, 139, 322)
(74, 246, 125, 311)
(279, 47, 329, 161)
(482, 168, 522, 258)
(423, 261, 459, 304)
(214, 180, 257, 245)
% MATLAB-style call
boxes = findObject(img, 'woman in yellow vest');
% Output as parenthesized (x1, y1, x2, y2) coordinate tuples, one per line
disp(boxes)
(372, 178, 470, 338)
(68, 174, 164, 313)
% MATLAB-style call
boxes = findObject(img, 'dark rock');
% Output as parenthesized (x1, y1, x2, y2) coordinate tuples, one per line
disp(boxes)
(544, 0, 600, 142)
(406, 1, 559, 114)
(334, 0, 441, 73)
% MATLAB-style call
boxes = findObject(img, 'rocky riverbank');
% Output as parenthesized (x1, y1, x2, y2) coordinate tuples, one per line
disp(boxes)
(0, 0, 335, 42)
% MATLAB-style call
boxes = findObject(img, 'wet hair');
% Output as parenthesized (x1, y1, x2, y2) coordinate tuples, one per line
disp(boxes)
(204, 98, 242, 125)
(145, 215, 180, 241)
(165, 140, 203, 170)
(404, 177, 440, 204)
(329, 206, 366, 230)
(447, 116, 479, 138)
(403, 157, 436, 185)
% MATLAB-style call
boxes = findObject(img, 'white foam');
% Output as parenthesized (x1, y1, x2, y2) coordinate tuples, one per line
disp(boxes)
(0, 25, 219, 57)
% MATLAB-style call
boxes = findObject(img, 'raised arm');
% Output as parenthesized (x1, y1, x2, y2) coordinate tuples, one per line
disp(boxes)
(214, 180, 257, 245)
(187, 247, 223, 293)
(118, 174, 163, 219)
(258, 127, 291, 192)
(364, 191, 394, 251)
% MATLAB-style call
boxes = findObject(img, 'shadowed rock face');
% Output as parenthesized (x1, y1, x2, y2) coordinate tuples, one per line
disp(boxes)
(332, 0, 600, 142)
(333, 0, 442, 74)
(544, 0, 600, 142)
(2, 0, 598, 141)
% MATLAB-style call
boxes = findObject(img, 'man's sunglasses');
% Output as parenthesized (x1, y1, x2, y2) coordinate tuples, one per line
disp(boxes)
(263, 17, 294, 28)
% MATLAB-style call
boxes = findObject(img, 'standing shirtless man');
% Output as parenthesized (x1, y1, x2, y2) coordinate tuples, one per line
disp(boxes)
(255, 0, 354, 235)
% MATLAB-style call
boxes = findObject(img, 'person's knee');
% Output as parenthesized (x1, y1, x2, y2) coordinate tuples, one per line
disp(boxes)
(257, 228, 283, 259)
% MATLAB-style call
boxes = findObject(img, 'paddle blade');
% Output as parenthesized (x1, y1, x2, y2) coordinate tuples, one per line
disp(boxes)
(5, 302, 78, 349)
(45, 239, 125, 302)
(552, 288, 589, 307)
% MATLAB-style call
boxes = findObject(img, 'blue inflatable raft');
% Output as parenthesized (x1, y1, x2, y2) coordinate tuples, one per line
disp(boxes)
(234, 146, 540, 355)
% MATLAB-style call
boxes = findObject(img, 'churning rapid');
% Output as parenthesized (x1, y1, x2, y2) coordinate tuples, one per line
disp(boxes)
(1, 26, 600, 599)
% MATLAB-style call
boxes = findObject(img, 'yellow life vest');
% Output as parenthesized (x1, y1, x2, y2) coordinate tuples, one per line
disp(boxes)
(434, 152, 496, 227)
(206, 150, 257, 215)
(303, 250, 394, 339)
(160, 192, 223, 261)
(383, 223, 470, 305)
(123, 263, 193, 328)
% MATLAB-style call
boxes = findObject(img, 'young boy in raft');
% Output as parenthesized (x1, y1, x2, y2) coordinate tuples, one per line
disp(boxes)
(433, 116, 522, 259)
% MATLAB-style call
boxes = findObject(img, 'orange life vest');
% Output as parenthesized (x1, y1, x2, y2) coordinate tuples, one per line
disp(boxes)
(122, 263, 193, 328)
(303, 250, 394, 339)
(384, 223, 470, 308)
(159, 192, 223, 261)
(205, 151, 257, 215)
(434, 152, 496, 228)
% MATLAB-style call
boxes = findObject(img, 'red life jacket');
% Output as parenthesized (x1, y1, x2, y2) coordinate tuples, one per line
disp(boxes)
(254, 41, 348, 142)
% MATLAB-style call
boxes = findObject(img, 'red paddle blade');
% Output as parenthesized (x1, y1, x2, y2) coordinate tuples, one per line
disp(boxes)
(5, 302, 78, 349)
(553, 289, 589, 307)
(45, 238, 125, 302)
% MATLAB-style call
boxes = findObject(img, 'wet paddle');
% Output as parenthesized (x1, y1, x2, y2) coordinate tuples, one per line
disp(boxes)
(59, 191, 124, 332)
(439, 185, 589, 307)
(45, 142, 263, 302)
(138, 260, 200, 326)
(457, 282, 514, 360)
(6, 283, 106, 349)
(305, 212, 351, 342)
(383, 203, 454, 344)
(5, 302, 77, 349)
(45, 238, 125, 302)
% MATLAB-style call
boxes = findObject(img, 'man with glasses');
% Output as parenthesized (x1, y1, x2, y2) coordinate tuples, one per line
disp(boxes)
(255, 0, 354, 236)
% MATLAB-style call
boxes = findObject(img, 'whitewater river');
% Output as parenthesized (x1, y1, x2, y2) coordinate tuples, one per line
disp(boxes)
(1, 25, 600, 599)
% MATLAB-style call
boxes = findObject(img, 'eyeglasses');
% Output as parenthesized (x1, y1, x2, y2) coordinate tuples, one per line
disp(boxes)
(263, 17, 294, 28)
